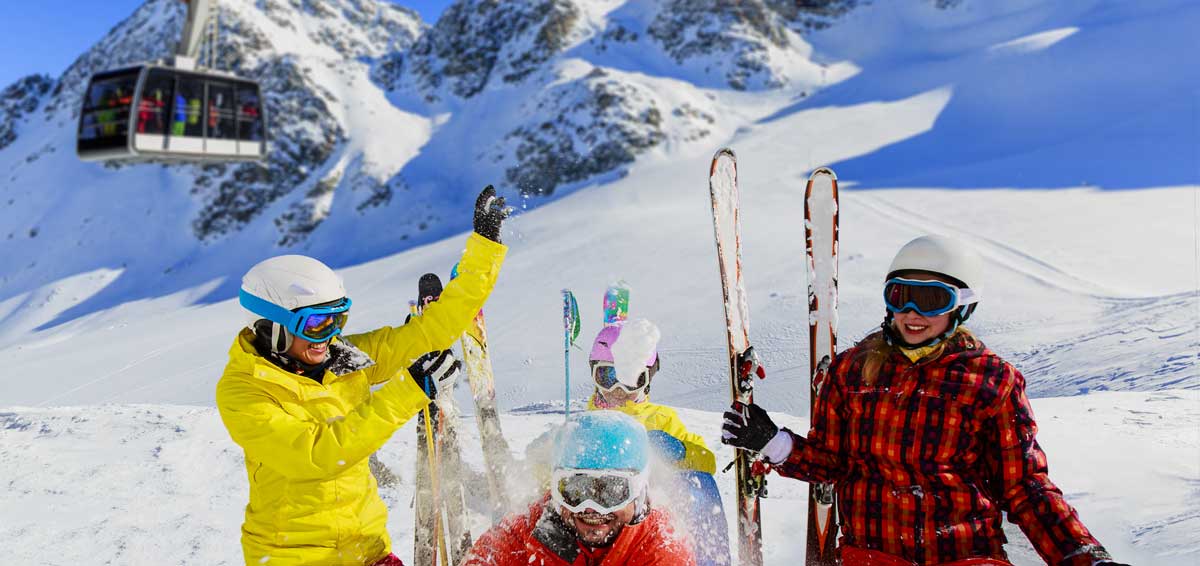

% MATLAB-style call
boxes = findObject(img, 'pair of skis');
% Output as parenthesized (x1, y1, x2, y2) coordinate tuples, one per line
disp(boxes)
(411, 272, 513, 566)
(708, 149, 839, 566)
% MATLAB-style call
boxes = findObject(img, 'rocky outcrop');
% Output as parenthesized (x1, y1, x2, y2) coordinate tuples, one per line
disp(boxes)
(647, 0, 793, 90)
(0, 75, 53, 151)
(188, 0, 420, 243)
(402, 0, 583, 100)
(496, 68, 714, 196)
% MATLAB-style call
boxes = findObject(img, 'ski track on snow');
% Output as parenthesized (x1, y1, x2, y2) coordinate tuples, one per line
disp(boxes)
(854, 194, 1119, 299)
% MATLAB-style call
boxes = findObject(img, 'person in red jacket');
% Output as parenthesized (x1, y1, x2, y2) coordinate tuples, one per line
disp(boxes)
(721, 235, 1128, 566)
(463, 411, 695, 566)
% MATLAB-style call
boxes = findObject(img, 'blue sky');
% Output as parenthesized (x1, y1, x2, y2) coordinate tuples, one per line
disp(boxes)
(0, 1, 453, 88)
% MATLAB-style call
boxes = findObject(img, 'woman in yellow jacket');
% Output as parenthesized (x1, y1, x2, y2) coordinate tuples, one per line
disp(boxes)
(217, 187, 509, 566)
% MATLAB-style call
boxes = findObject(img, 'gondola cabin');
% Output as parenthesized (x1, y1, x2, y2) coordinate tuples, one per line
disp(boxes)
(77, 65, 267, 162)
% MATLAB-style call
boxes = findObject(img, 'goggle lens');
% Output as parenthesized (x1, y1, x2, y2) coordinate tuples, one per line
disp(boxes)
(883, 279, 958, 316)
(556, 473, 633, 509)
(592, 364, 648, 392)
(302, 311, 348, 341)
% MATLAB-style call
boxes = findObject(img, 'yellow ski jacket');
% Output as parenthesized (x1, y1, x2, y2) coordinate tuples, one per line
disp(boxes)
(217, 234, 506, 566)
(587, 396, 716, 474)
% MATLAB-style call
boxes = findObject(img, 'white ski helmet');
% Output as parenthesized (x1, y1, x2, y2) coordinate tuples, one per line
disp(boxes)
(887, 235, 984, 321)
(241, 255, 346, 350)
(887, 235, 982, 292)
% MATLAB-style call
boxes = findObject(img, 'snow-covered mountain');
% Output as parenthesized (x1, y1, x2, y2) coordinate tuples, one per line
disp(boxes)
(0, 0, 980, 325)
(0, 0, 1197, 564)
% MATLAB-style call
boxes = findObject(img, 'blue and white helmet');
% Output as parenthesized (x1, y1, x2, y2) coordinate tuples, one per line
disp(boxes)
(553, 411, 649, 472)
(241, 255, 346, 352)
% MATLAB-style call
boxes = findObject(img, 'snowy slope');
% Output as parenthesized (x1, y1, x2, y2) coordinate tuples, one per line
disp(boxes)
(3, 392, 1197, 565)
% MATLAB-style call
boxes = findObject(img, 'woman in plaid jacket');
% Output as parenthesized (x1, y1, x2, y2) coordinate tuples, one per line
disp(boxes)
(721, 236, 1127, 566)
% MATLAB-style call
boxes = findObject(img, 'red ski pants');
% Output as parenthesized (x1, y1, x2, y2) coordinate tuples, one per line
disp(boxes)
(372, 553, 405, 566)
(840, 546, 1013, 566)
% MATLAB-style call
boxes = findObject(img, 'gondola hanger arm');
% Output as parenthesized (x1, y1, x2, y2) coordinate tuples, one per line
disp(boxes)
(175, 0, 212, 69)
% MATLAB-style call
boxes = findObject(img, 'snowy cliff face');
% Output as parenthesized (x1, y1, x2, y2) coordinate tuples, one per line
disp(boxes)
(0, 75, 54, 152)
(647, 0, 795, 90)
(405, 0, 584, 101)
(0, 0, 424, 300)
(0, 0, 878, 311)
(493, 65, 717, 195)
(185, 0, 423, 244)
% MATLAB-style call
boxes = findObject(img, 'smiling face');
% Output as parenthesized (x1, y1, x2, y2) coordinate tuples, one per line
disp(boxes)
(891, 309, 953, 345)
(888, 271, 955, 345)
(559, 499, 637, 547)
(285, 333, 330, 365)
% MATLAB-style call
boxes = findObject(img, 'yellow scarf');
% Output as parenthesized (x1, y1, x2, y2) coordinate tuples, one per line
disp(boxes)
(896, 326, 963, 363)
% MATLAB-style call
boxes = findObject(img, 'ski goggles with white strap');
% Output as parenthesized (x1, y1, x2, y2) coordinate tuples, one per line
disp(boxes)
(551, 468, 647, 515)
(591, 362, 650, 393)
(883, 277, 978, 317)
(239, 290, 352, 342)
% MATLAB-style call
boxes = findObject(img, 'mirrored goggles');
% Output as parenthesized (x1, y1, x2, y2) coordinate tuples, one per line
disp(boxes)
(239, 290, 352, 342)
(592, 362, 649, 393)
(883, 277, 977, 317)
(550, 468, 646, 515)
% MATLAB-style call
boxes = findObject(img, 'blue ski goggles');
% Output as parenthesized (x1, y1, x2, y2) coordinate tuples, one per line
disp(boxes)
(239, 290, 351, 342)
(883, 278, 978, 317)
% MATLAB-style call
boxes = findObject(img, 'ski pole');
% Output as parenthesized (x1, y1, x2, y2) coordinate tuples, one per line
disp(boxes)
(561, 290, 580, 420)
(421, 406, 450, 566)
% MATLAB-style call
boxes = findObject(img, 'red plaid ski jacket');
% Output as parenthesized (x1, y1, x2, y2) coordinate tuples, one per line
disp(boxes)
(775, 329, 1108, 565)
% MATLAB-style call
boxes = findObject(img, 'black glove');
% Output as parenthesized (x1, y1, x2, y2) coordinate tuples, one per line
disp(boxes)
(409, 349, 461, 400)
(473, 185, 510, 243)
(721, 401, 778, 452)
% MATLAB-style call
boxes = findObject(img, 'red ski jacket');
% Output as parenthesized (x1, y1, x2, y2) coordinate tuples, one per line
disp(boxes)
(461, 497, 695, 566)
(775, 329, 1109, 565)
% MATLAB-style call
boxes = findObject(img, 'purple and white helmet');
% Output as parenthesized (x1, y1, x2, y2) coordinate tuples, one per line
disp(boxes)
(589, 323, 659, 366)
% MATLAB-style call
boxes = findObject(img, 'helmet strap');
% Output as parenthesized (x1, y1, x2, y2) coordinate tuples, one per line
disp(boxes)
(882, 309, 964, 350)
(252, 319, 330, 380)
(271, 322, 293, 354)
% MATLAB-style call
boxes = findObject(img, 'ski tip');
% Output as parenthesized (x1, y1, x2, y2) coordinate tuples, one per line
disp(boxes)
(714, 147, 737, 160)
(418, 273, 444, 305)
(807, 167, 838, 181)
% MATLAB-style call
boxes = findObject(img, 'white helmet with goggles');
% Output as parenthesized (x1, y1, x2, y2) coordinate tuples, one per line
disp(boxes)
(887, 234, 983, 296)
(883, 236, 984, 347)
(240, 255, 351, 353)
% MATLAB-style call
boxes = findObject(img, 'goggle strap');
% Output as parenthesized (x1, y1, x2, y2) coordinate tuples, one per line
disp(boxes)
(240, 289, 302, 333)
(240, 290, 350, 339)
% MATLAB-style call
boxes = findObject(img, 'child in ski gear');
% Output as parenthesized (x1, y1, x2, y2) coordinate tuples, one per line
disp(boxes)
(721, 235, 1127, 566)
(588, 318, 730, 566)
(463, 411, 695, 566)
(216, 186, 508, 566)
